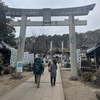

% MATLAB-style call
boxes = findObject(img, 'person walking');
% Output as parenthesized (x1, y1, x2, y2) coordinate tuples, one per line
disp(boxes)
(41, 61, 45, 74)
(48, 61, 51, 72)
(0, 53, 3, 76)
(50, 60, 57, 86)
(32, 58, 44, 88)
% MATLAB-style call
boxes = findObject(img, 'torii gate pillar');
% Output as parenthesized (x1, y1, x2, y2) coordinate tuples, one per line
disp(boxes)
(69, 15, 78, 80)
(17, 15, 27, 62)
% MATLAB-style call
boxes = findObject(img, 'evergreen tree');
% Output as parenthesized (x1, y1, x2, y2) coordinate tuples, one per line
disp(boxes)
(0, 0, 16, 46)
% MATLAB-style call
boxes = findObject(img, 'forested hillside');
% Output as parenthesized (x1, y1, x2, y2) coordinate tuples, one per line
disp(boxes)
(25, 29, 100, 54)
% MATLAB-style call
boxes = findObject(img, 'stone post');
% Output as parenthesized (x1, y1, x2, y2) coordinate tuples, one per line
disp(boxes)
(16, 15, 27, 75)
(50, 41, 53, 62)
(69, 14, 78, 80)
(61, 41, 64, 67)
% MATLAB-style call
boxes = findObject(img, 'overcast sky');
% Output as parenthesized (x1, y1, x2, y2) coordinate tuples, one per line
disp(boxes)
(2, 0, 100, 37)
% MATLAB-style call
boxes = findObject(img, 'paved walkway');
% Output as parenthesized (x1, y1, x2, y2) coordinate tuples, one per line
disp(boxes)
(0, 64, 64, 100)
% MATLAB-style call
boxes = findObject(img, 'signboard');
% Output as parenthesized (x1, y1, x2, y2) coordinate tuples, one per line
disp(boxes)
(28, 53, 34, 63)
(17, 61, 23, 72)
(10, 48, 17, 67)
(77, 49, 81, 68)
(23, 52, 29, 64)
(23, 52, 34, 64)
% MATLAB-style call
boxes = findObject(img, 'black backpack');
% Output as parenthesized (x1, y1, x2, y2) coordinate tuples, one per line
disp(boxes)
(35, 64, 41, 73)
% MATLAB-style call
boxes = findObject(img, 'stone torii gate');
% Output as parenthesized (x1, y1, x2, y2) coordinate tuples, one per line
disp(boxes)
(6, 4, 95, 79)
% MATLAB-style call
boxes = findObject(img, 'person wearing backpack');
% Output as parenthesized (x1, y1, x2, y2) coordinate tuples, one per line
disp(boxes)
(32, 58, 44, 88)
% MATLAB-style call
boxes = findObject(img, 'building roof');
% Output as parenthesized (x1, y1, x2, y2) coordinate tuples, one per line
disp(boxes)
(86, 43, 100, 57)
(0, 42, 12, 54)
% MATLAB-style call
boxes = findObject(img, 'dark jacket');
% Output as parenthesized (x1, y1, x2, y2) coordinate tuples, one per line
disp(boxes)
(33, 59, 44, 75)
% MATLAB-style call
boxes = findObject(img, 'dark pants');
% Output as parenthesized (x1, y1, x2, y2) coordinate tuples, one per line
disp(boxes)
(34, 74, 41, 88)
(34, 74, 37, 84)
(51, 77, 56, 86)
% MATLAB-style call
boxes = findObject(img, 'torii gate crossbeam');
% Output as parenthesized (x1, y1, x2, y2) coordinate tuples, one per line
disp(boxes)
(10, 20, 87, 26)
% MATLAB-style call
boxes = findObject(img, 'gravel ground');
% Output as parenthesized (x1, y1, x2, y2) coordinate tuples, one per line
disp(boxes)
(0, 71, 33, 97)
(61, 70, 100, 100)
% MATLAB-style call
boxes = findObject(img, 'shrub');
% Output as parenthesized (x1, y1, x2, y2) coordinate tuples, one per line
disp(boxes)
(23, 63, 32, 71)
(78, 67, 82, 76)
(66, 63, 70, 68)
(4, 67, 11, 74)
(81, 72, 94, 82)
(23, 64, 29, 70)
